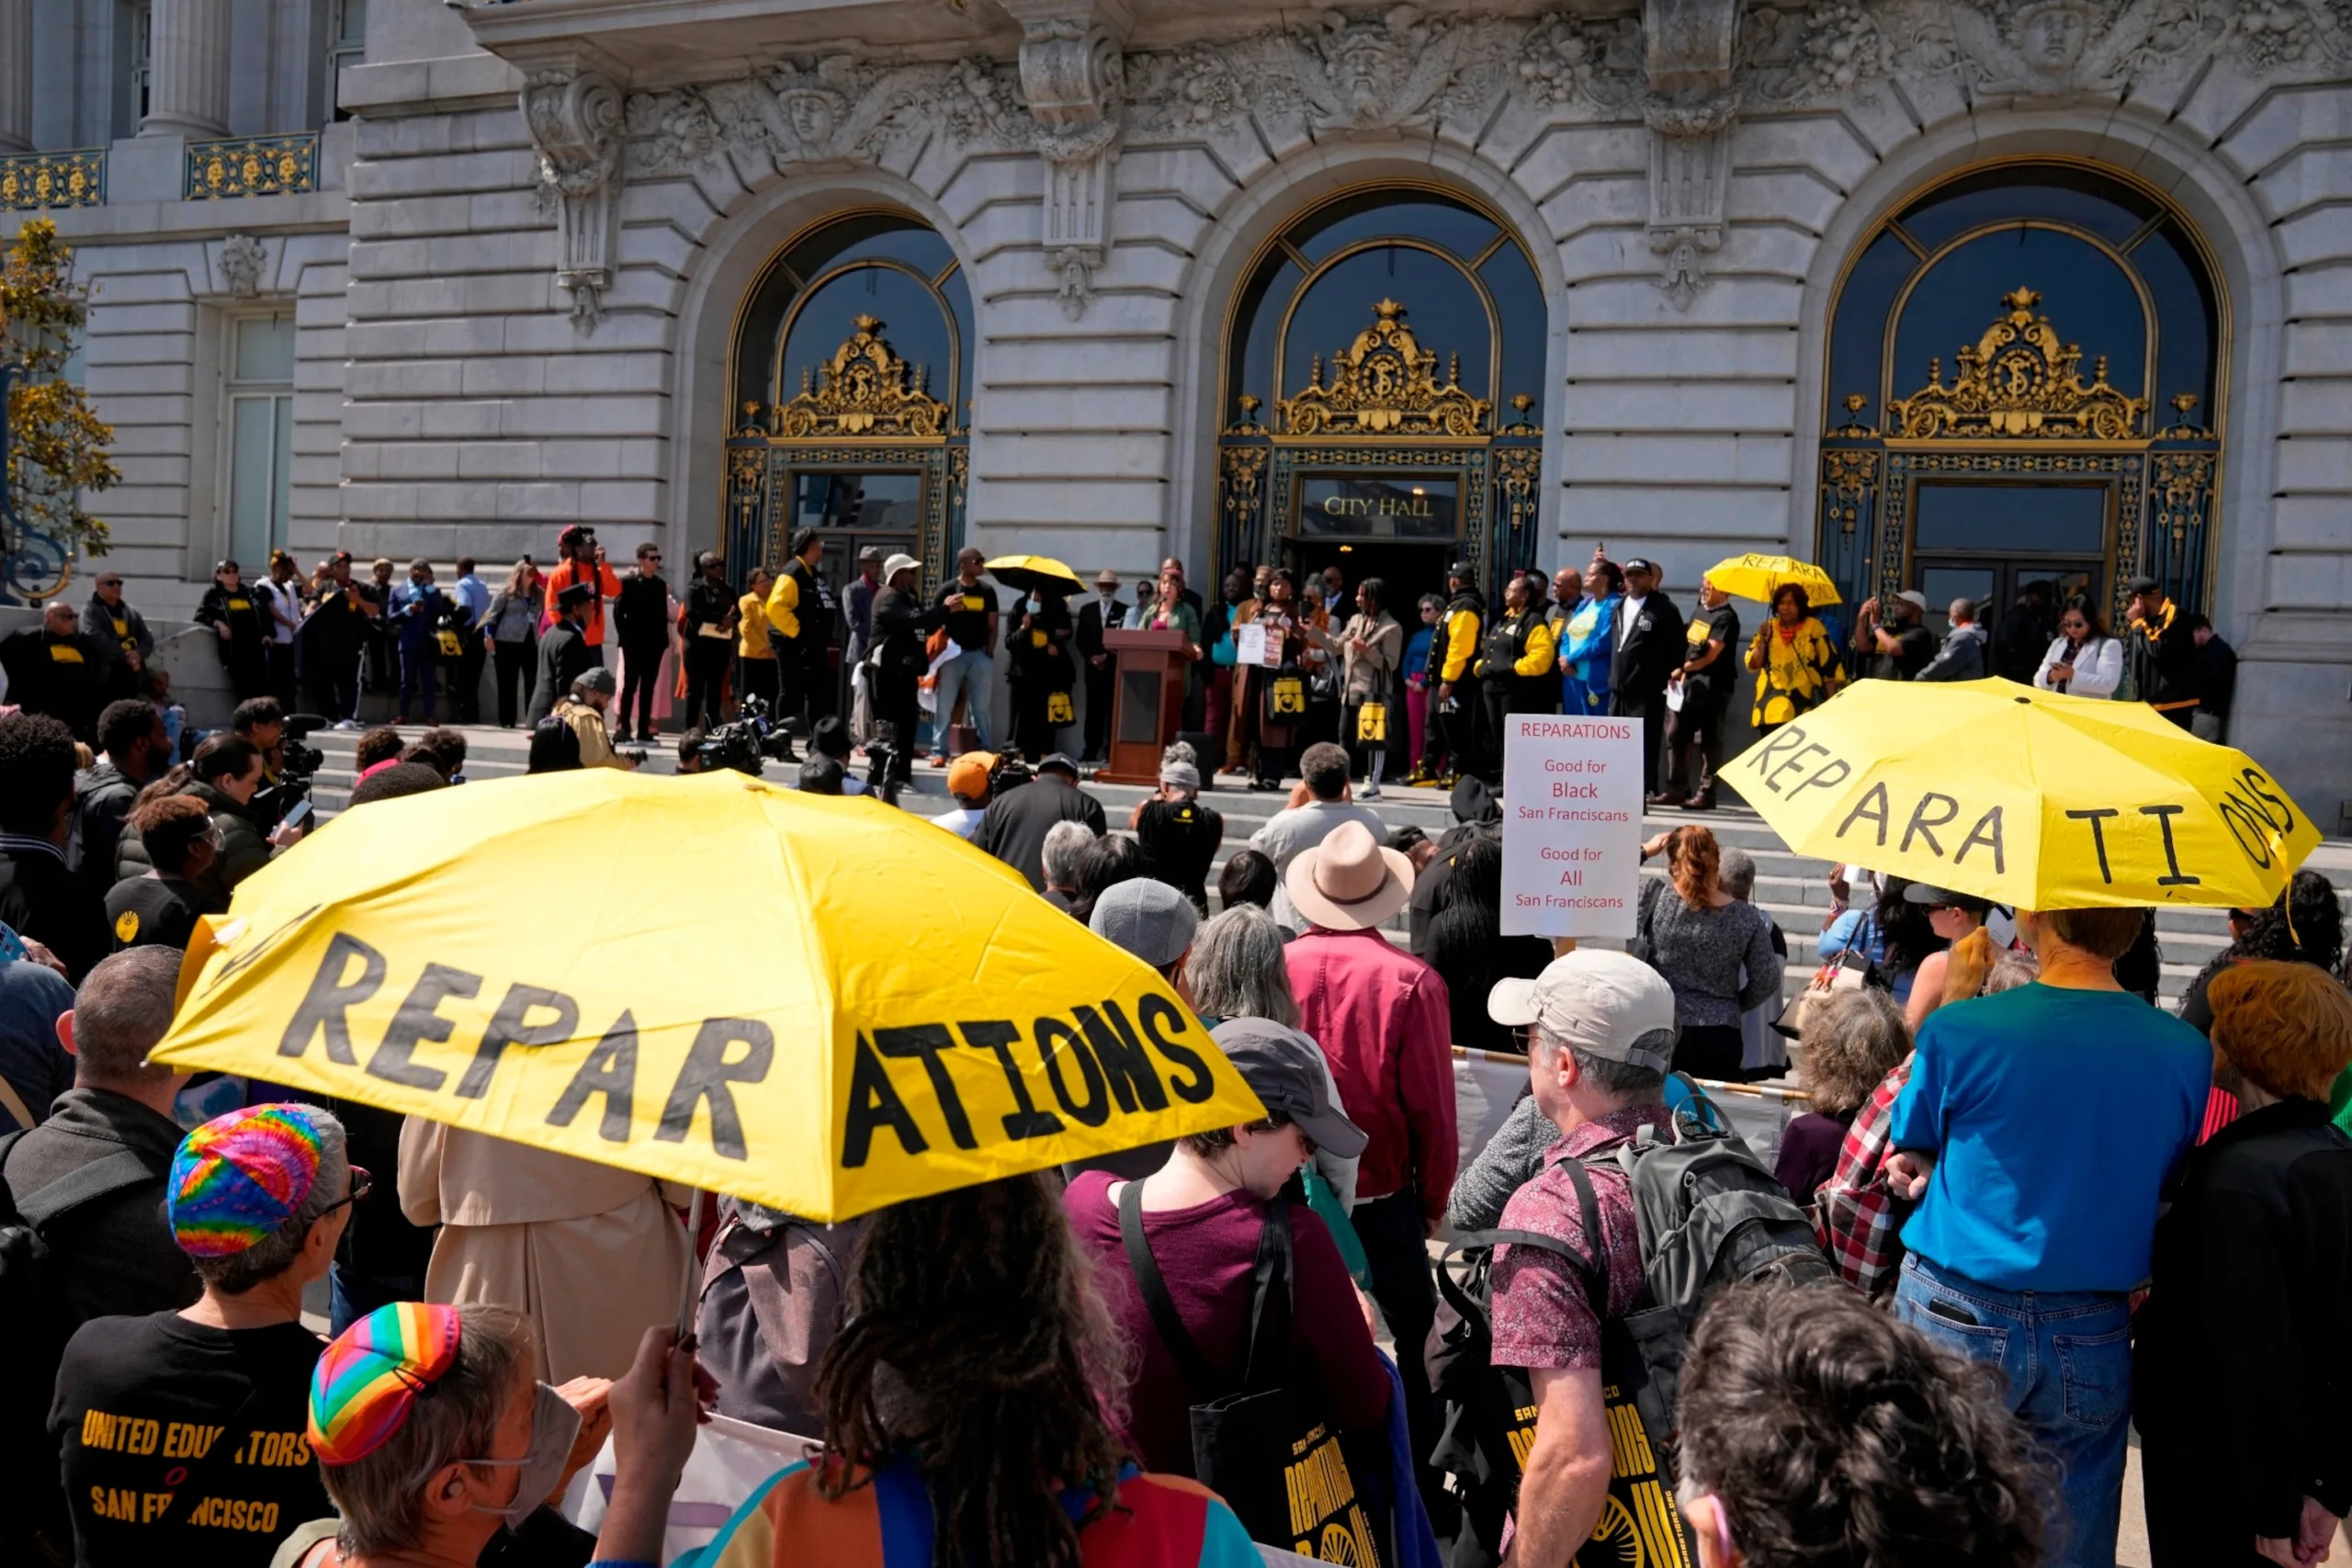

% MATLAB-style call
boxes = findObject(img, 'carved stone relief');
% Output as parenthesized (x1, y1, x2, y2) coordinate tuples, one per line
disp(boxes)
(217, 232, 267, 299)
(511, 1, 2352, 333)
(1010, 2, 1127, 319)
(522, 68, 625, 333)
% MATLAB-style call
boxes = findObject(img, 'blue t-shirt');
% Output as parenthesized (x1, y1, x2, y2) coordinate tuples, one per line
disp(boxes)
(1404, 626, 1434, 680)
(1887, 983, 2210, 1292)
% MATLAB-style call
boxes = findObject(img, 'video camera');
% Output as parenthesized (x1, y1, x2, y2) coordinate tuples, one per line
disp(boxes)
(687, 695, 799, 777)
(250, 713, 328, 829)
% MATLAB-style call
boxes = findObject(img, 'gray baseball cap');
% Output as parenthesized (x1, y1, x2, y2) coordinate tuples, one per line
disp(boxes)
(1207, 1018, 1368, 1158)
(1089, 879, 1199, 968)
(1487, 950, 1679, 1073)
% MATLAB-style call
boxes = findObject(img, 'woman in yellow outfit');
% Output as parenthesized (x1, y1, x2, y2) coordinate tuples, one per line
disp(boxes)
(738, 565, 778, 716)
(1472, 570, 1558, 783)
(1744, 582, 1845, 732)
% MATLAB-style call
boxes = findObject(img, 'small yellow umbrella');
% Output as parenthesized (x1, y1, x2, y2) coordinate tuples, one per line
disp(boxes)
(1719, 676, 2318, 909)
(983, 555, 1085, 597)
(1702, 553, 1842, 607)
(152, 770, 1263, 1221)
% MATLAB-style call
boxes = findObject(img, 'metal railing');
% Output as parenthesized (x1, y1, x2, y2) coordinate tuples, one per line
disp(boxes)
(185, 131, 320, 200)
(0, 149, 107, 211)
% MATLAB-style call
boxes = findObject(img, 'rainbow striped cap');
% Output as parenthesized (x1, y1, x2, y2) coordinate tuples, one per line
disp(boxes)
(166, 1102, 328, 1258)
(309, 1302, 465, 1466)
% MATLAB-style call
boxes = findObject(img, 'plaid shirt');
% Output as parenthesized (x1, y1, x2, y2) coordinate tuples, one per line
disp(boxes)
(1815, 1056, 1913, 1298)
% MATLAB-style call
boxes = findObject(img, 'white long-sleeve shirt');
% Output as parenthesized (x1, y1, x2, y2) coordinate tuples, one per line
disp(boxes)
(2032, 634, 2122, 697)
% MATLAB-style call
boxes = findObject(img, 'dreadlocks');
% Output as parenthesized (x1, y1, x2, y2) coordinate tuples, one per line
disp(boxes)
(813, 1174, 1130, 1568)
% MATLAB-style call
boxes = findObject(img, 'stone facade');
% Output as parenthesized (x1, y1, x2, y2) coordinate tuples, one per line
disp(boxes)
(8, 0, 2350, 814)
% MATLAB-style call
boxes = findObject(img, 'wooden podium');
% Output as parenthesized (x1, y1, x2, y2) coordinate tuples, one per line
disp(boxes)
(1097, 626, 1190, 784)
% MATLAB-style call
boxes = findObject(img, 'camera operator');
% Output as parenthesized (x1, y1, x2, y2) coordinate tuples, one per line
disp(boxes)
(554, 666, 640, 771)
(235, 699, 325, 834)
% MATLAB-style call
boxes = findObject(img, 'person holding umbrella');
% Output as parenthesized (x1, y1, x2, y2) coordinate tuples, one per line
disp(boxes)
(990, 557, 1083, 762)
(1743, 582, 1844, 735)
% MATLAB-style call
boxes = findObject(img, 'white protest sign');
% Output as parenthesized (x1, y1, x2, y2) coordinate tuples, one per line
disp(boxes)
(1500, 714, 1645, 938)
(1234, 622, 1270, 667)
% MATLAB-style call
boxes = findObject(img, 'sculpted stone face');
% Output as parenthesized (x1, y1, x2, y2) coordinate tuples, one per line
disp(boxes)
(785, 91, 838, 152)
(2019, 4, 2089, 74)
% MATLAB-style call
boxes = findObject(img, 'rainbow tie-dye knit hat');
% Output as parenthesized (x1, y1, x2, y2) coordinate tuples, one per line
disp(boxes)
(165, 1102, 328, 1258)
(309, 1301, 465, 1466)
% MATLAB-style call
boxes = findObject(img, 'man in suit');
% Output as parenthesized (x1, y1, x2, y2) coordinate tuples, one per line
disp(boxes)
(1075, 569, 1128, 763)
(1606, 557, 1684, 796)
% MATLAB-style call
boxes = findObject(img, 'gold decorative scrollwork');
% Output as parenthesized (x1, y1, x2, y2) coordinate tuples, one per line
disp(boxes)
(2150, 450, 2214, 544)
(1225, 394, 1268, 437)
(1833, 393, 1877, 438)
(185, 133, 319, 200)
(775, 315, 951, 440)
(1495, 447, 1540, 532)
(1278, 299, 1492, 439)
(1819, 448, 1879, 537)
(0, 149, 105, 210)
(1884, 288, 2150, 442)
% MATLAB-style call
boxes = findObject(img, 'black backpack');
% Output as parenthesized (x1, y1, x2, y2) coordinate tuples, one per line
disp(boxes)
(1427, 1089, 1831, 1567)
(0, 1128, 174, 1559)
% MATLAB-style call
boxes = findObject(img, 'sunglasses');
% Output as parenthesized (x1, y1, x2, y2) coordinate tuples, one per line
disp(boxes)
(99, 578, 123, 588)
(319, 1166, 374, 1216)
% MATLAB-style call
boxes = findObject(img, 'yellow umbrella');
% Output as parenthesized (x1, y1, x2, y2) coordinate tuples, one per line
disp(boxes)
(152, 770, 1263, 1221)
(1719, 677, 2318, 909)
(1702, 553, 1842, 607)
(983, 555, 1085, 596)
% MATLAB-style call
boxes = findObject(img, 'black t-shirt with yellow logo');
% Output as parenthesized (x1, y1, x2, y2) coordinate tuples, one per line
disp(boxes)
(105, 875, 209, 953)
(1681, 604, 1741, 700)
(936, 581, 996, 652)
(51, 1313, 330, 1567)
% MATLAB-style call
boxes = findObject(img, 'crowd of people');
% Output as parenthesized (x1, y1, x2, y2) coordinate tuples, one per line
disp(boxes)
(0, 531, 2325, 1568)
(0, 671, 2335, 1568)
(0, 540, 2234, 818)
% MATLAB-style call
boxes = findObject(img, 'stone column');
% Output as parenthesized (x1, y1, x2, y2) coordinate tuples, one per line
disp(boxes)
(140, 0, 231, 140)
(0, 0, 32, 154)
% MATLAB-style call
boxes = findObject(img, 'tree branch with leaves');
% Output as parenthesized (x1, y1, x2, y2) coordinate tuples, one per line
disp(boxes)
(4, 218, 119, 564)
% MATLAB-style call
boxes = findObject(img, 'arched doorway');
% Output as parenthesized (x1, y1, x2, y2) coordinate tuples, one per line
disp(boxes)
(1816, 161, 2225, 632)
(1212, 186, 1546, 615)
(721, 210, 974, 590)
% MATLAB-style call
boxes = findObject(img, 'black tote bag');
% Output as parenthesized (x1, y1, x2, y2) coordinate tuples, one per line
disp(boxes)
(1117, 1179, 1387, 1566)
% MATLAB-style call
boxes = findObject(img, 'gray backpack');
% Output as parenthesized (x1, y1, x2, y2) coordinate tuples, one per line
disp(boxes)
(1609, 1084, 1834, 1431)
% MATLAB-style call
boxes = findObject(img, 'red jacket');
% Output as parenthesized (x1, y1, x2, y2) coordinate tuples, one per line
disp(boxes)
(1284, 927, 1456, 1225)
(541, 559, 622, 646)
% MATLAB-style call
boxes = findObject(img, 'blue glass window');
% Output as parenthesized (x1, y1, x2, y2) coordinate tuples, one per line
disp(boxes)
(1891, 228, 2146, 405)
(1225, 188, 1542, 422)
(731, 212, 971, 420)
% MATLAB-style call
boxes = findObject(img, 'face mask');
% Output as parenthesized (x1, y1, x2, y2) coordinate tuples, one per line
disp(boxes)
(463, 1382, 581, 1530)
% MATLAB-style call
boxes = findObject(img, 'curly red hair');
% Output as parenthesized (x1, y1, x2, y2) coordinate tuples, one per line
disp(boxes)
(1668, 825, 1720, 911)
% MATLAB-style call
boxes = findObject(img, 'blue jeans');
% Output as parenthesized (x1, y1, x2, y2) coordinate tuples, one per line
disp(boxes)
(1894, 1254, 2132, 1568)
(933, 649, 993, 750)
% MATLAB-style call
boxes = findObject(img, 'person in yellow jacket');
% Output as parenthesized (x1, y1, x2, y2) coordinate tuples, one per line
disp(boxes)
(764, 528, 836, 750)
(1743, 582, 1845, 734)
(1418, 559, 1487, 785)
(738, 565, 778, 717)
(1471, 570, 1558, 784)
